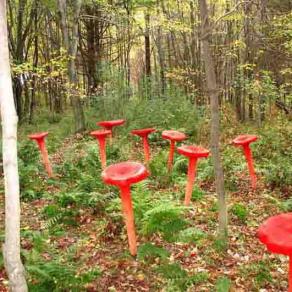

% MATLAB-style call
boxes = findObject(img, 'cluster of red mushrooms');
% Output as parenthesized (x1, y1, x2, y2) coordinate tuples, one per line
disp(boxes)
(28, 119, 292, 289)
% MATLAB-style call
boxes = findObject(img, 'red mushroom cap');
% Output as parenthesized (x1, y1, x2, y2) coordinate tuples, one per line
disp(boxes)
(257, 213, 292, 256)
(97, 119, 125, 128)
(177, 145, 210, 159)
(162, 130, 186, 142)
(102, 161, 149, 187)
(28, 132, 48, 141)
(131, 128, 156, 137)
(233, 134, 257, 146)
(90, 129, 111, 139)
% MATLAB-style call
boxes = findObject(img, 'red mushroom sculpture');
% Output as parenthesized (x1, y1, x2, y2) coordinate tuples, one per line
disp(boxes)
(28, 132, 53, 177)
(162, 130, 186, 171)
(102, 162, 149, 256)
(232, 134, 258, 189)
(90, 129, 111, 169)
(131, 128, 156, 163)
(258, 213, 292, 292)
(177, 145, 209, 206)
(97, 119, 125, 144)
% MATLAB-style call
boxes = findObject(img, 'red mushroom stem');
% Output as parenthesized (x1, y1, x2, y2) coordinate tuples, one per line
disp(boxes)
(90, 130, 110, 169)
(102, 161, 148, 256)
(120, 185, 137, 256)
(98, 137, 107, 169)
(167, 141, 176, 171)
(36, 139, 53, 177)
(242, 144, 256, 189)
(184, 158, 197, 206)
(143, 136, 150, 163)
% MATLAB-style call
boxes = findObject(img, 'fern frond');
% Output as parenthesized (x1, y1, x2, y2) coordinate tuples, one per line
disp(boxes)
(138, 243, 170, 262)
(141, 201, 188, 241)
(42, 213, 63, 229)
(173, 157, 188, 173)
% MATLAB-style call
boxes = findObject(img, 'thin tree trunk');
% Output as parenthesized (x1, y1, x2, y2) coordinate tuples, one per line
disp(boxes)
(124, 0, 131, 88)
(198, 0, 228, 241)
(29, 3, 39, 123)
(58, 0, 85, 132)
(0, 1, 28, 290)
(156, 26, 166, 95)
(144, 11, 151, 98)
(145, 12, 151, 78)
(155, 0, 166, 96)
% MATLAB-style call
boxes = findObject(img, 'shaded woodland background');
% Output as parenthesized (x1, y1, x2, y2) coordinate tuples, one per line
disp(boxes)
(7, 0, 292, 128)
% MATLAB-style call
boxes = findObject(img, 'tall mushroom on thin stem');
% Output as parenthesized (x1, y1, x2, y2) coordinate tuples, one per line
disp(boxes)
(97, 119, 125, 144)
(90, 129, 111, 169)
(162, 130, 186, 171)
(258, 213, 292, 292)
(102, 162, 149, 256)
(232, 134, 258, 189)
(177, 145, 209, 206)
(28, 132, 53, 177)
(131, 128, 156, 163)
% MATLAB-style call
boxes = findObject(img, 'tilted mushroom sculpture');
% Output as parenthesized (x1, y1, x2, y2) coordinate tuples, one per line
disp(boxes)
(258, 213, 292, 292)
(131, 128, 156, 163)
(101, 162, 149, 256)
(177, 145, 209, 206)
(28, 132, 53, 177)
(232, 134, 258, 189)
(162, 130, 186, 171)
(97, 119, 125, 144)
(90, 129, 111, 169)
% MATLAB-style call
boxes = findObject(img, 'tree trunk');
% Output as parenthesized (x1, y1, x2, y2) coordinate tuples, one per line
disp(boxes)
(155, 0, 166, 96)
(145, 12, 151, 78)
(156, 26, 166, 95)
(198, 0, 228, 241)
(29, 4, 39, 123)
(0, 1, 28, 290)
(58, 0, 85, 132)
(244, 1, 254, 121)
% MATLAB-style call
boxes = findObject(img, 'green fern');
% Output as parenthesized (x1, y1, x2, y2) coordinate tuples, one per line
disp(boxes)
(177, 227, 206, 244)
(26, 252, 101, 291)
(157, 263, 209, 292)
(132, 181, 156, 224)
(173, 156, 188, 173)
(27, 260, 78, 290)
(142, 202, 188, 241)
(42, 213, 63, 229)
(216, 276, 231, 292)
(157, 263, 187, 280)
(138, 243, 170, 262)
(157, 263, 188, 291)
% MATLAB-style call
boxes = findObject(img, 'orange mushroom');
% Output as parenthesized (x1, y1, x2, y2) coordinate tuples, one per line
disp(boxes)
(232, 134, 258, 189)
(131, 128, 156, 163)
(90, 129, 111, 169)
(97, 119, 125, 144)
(28, 132, 53, 177)
(162, 130, 186, 171)
(177, 145, 209, 206)
(258, 213, 292, 291)
(102, 162, 149, 256)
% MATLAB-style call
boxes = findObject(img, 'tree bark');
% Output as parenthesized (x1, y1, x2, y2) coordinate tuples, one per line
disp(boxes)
(0, 1, 28, 290)
(155, 1, 166, 95)
(145, 12, 151, 78)
(244, 1, 254, 121)
(198, 0, 228, 241)
(29, 3, 39, 123)
(58, 0, 85, 132)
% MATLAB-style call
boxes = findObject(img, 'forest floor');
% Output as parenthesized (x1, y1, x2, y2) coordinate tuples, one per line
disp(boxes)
(0, 114, 291, 291)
